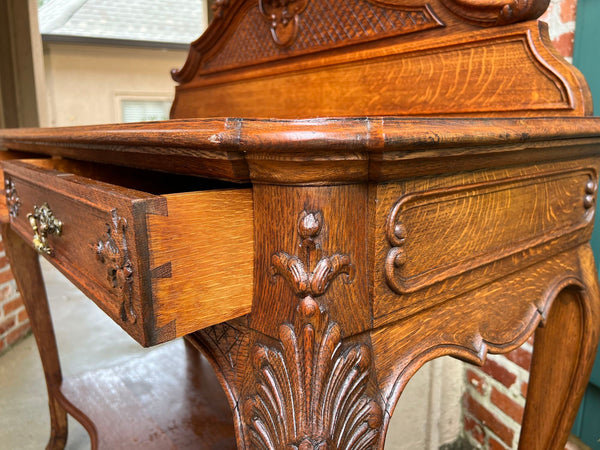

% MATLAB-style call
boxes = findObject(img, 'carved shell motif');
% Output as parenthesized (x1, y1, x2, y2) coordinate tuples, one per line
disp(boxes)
(245, 297, 383, 450)
(95, 210, 135, 323)
(246, 211, 382, 449)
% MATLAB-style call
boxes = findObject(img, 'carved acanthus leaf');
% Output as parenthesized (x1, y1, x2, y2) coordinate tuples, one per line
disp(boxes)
(440, 0, 550, 26)
(95, 210, 135, 323)
(259, 0, 310, 47)
(270, 211, 355, 297)
(244, 297, 383, 449)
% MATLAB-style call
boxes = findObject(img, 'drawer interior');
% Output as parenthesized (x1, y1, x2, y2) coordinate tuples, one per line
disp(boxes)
(23, 157, 249, 194)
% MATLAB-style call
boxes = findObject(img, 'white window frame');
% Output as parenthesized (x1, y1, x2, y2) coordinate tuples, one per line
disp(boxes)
(114, 93, 173, 123)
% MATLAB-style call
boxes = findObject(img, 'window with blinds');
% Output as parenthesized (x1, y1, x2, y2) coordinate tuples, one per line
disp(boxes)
(121, 99, 171, 123)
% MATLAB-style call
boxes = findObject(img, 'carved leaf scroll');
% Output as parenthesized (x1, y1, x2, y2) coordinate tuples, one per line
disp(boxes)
(269, 211, 355, 297)
(440, 0, 550, 26)
(244, 297, 383, 449)
(95, 210, 135, 323)
(4, 178, 21, 219)
(259, 0, 310, 47)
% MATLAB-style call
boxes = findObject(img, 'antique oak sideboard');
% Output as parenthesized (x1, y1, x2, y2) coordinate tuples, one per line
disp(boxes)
(1, 0, 600, 449)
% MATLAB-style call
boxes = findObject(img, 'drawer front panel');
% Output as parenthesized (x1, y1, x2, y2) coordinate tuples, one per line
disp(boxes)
(3, 161, 156, 341)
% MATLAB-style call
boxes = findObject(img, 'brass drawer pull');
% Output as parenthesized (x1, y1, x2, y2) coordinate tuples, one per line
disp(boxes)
(27, 203, 63, 255)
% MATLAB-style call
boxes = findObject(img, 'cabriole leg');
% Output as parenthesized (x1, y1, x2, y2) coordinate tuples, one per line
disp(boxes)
(2, 224, 68, 450)
(519, 245, 600, 450)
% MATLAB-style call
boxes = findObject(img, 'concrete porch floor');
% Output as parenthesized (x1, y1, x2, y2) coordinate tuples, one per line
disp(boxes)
(0, 259, 155, 450)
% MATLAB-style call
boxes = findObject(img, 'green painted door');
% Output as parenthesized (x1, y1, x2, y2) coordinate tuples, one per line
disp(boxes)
(573, 0, 600, 447)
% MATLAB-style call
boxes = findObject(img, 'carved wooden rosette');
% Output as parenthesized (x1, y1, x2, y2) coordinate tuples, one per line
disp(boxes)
(95, 210, 135, 323)
(244, 210, 383, 449)
(259, 0, 309, 47)
(5, 177, 21, 219)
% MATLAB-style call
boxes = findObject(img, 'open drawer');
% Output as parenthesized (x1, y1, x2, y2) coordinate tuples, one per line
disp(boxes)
(2, 158, 254, 346)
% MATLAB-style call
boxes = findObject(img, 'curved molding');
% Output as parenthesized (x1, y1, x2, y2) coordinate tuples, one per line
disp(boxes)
(171, 0, 256, 83)
(377, 271, 585, 437)
(439, 0, 550, 26)
(384, 169, 596, 295)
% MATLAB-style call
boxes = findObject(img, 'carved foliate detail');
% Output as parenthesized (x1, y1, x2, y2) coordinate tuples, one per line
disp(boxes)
(95, 210, 135, 323)
(259, 0, 310, 47)
(440, 0, 550, 26)
(244, 297, 383, 449)
(5, 178, 21, 219)
(212, 0, 230, 19)
(270, 211, 355, 297)
(246, 210, 380, 448)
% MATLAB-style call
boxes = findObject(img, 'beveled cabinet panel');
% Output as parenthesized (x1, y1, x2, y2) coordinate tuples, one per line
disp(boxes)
(374, 159, 599, 324)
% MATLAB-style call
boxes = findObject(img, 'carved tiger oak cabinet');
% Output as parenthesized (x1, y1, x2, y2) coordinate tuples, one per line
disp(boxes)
(1, 0, 600, 449)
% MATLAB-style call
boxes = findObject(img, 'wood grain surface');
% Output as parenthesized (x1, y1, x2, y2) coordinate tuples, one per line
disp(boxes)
(57, 339, 236, 449)
(373, 158, 599, 325)
(148, 189, 254, 337)
(171, 0, 588, 118)
(2, 117, 600, 183)
(2, 0, 600, 448)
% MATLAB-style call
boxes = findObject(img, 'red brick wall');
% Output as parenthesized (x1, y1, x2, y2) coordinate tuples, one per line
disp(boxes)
(0, 239, 28, 354)
(463, 339, 533, 448)
(462, 4, 580, 446)
(543, 0, 578, 61)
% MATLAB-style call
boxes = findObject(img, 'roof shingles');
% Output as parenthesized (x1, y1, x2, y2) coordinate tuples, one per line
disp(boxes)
(39, 0, 204, 44)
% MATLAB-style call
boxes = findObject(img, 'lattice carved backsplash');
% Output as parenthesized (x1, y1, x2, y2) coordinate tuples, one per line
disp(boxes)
(203, 0, 442, 72)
